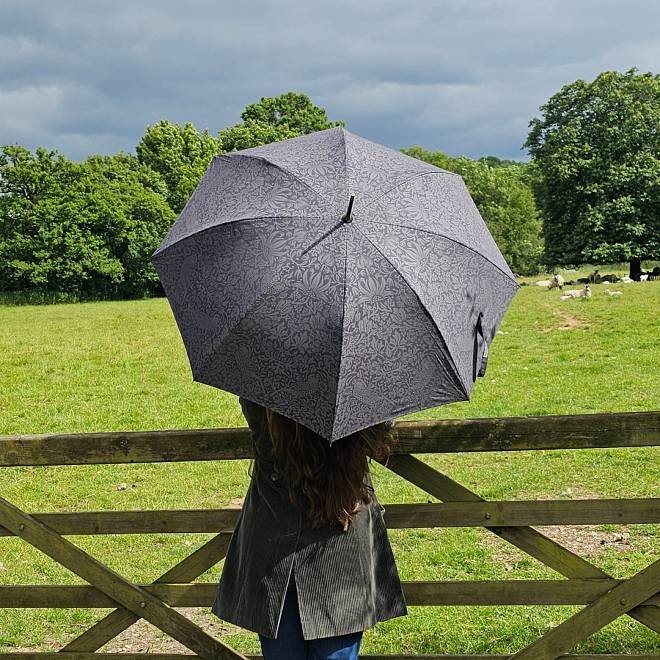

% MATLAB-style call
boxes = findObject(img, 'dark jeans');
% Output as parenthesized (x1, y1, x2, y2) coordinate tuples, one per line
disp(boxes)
(258, 570, 363, 660)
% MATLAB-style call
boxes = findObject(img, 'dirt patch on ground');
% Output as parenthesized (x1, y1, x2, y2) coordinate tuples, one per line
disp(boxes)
(541, 304, 590, 332)
(99, 608, 244, 653)
(481, 490, 634, 570)
(86, 497, 248, 653)
(3, 608, 247, 654)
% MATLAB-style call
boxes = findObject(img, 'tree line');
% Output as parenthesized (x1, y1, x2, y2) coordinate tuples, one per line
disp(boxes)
(0, 70, 657, 302)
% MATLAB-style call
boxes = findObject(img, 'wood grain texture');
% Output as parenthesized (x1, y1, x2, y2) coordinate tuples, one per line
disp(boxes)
(1, 411, 657, 466)
(381, 454, 660, 637)
(2, 579, 659, 608)
(1, 500, 657, 537)
(510, 558, 660, 659)
(0, 497, 246, 660)
(61, 533, 232, 652)
(1, 411, 658, 658)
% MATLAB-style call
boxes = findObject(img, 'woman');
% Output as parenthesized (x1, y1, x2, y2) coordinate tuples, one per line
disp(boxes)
(211, 396, 408, 660)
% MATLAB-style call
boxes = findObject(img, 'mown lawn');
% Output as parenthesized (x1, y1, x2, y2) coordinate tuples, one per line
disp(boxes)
(0, 262, 658, 654)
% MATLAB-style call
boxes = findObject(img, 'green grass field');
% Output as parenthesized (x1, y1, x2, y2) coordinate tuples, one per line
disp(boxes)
(0, 262, 658, 654)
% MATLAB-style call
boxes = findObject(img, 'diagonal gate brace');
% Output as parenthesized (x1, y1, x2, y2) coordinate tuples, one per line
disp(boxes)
(61, 531, 232, 652)
(380, 453, 660, 636)
(0, 496, 246, 660)
(511, 557, 660, 659)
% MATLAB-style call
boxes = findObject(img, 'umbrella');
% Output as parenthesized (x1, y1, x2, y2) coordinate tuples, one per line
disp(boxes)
(150, 126, 520, 443)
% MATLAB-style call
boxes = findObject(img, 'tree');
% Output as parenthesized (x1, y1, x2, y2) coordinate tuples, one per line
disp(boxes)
(136, 120, 220, 213)
(0, 146, 174, 298)
(136, 94, 342, 212)
(402, 146, 543, 274)
(478, 156, 521, 168)
(218, 92, 342, 152)
(0, 146, 119, 295)
(83, 153, 176, 297)
(524, 68, 660, 265)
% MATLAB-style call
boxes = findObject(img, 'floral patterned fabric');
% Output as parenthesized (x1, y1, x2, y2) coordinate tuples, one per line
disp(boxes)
(151, 126, 520, 442)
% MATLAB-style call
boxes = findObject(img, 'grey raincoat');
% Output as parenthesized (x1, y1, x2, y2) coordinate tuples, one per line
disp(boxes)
(210, 397, 408, 639)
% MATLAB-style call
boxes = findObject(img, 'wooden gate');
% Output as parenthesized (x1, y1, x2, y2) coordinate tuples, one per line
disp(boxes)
(1, 410, 658, 659)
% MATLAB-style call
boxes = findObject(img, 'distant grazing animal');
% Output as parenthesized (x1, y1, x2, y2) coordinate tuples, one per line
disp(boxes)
(534, 279, 552, 287)
(605, 289, 623, 297)
(548, 273, 564, 290)
(585, 269, 621, 284)
(560, 284, 592, 300)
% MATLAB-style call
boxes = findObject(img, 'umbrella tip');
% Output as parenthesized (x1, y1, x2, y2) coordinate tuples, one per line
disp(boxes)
(342, 195, 355, 223)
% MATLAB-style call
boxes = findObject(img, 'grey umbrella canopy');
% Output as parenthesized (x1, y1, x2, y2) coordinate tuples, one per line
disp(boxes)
(151, 126, 520, 443)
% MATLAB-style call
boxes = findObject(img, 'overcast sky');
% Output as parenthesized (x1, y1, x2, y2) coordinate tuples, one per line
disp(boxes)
(1, 0, 658, 162)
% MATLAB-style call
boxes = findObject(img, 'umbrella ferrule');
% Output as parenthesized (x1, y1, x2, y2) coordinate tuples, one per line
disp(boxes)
(342, 195, 355, 223)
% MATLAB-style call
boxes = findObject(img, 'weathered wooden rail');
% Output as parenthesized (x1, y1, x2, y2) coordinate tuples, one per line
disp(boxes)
(0, 411, 658, 659)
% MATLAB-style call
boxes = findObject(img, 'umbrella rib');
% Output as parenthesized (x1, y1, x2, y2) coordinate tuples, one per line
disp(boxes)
(353, 224, 471, 400)
(194, 219, 344, 382)
(361, 218, 520, 287)
(232, 153, 335, 209)
(330, 227, 350, 440)
(152, 215, 328, 260)
(358, 170, 459, 213)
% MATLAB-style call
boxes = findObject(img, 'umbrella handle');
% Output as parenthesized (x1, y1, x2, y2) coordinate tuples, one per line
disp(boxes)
(474, 312, 489, 380)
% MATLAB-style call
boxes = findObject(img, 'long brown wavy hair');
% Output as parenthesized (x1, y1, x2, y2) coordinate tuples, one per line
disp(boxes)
(264, 409, 397, 532)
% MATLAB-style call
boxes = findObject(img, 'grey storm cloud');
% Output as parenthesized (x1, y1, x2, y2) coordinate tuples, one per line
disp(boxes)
(1, 0, 658, 161)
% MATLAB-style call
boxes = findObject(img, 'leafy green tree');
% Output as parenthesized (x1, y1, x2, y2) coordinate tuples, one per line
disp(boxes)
(403, 146, 455, 171)
(478, 156, 520, 168)
(524, 68, 660, 265)
(0, 146, 174, 298)
(217, 120, 300, 153)
(0, 146, 116, 295)
(240, 91, 343, 134)
(136, 94, 342, 213)
(218, 92, 342, 152)
(402, 146, 543, 274)
(136, 120, 220, 213)
(83, 153, 176, 296)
